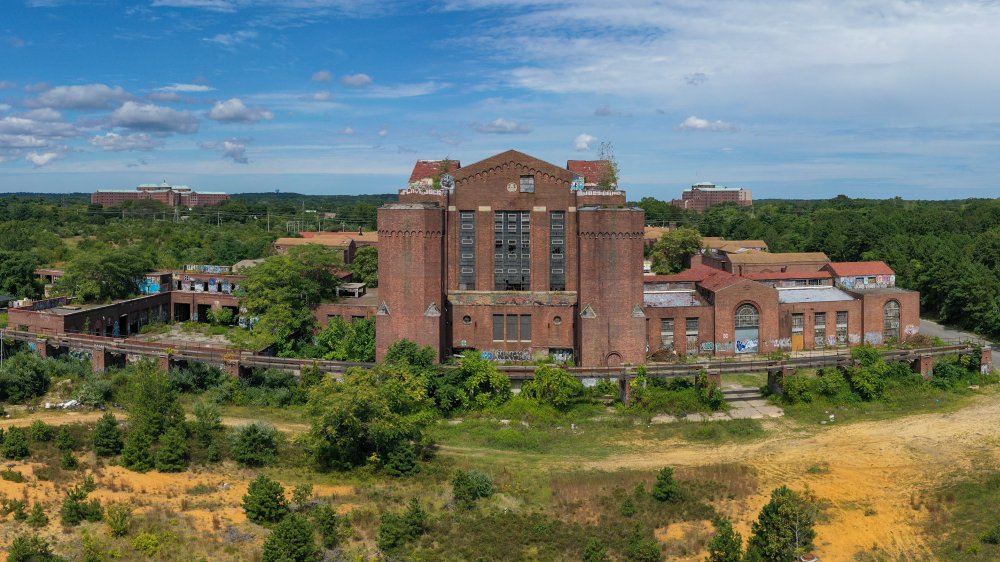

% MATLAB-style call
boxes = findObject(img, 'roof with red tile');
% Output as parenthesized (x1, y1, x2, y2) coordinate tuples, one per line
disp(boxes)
(643, 264, 720, 283)
(408, 159, 461, 184)
(744, 271, 833, 281)
(698, 269, 746, 292)
(825, 261, 895, 277)
(566, 160, 613, 186)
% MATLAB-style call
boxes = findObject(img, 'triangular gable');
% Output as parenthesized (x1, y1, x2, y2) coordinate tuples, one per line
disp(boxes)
(580, 304, 597, 318)
(424, 302, 441, 317)
(631, 304, 646, 318)
(451, 150, 575, 184)
(377, 301, 390, 316)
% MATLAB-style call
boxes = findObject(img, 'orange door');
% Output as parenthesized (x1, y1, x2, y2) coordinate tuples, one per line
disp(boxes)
(791, 334, 804, 351)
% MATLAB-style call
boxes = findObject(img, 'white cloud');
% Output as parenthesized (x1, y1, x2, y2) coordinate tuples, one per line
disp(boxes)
(111, 101, 200, 133)
(378, 128, 388, 137)
(340, 73, 372, 88)
(204, 29, 257, 48)
(0, 134, 49, 149)
(0, 81, 15, 90)
(311, 70, 333, 83)
(594, 104, 613, 116)
(148, 92, 183, 102)
(474, 118, 532, 134)
(684, 72, 709, 86)
(207, 98, 274, 123)
(25, 151, 61, 167)
(7, 36, 26, 48)
(312, 91, 332, 101)
(365, 81, 446, 98)
(574, 133, 595, 151)
(23, 108, 62, 122)
(156, 83, 215, 92)
(0, 104, 9, 112)
(152, 0, 235, 10)
(341, 126, 355, 135)
(200, 138, 249, 163)
(30, 83, 132, 109)
(677, 115, 740, 132)
(0, 115, 78, 138)
(90, 132, 162, 151)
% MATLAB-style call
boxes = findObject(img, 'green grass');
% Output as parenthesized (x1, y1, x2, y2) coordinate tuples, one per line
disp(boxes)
(721, 373, 768, 388)
(925, 468, 1000, 561)
(779, 384, 995, 426)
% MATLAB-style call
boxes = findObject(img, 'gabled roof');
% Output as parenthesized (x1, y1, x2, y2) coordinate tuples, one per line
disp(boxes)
(699, 269, 746, 292)
(566, 160, 613, 186)
(274, 237, 351, 248)
(408, 159, 461, 184)
(298, 231, 379, 244)
(726, 252, 829, 265)
(701, 237, 769, 251)
(825, 261, 895, 277)
(453, 150, 574, 183)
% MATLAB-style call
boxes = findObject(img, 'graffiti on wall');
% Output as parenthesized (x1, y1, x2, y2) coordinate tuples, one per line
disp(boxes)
(482, 350, 532, 362)
(848, 333, 861, 344)
(864, 332, 883, 345)
(769, 338, 792, 350)
(701, 342, 715, 351)
(736, 339, 759, 353)
(904, 325, 919, 336)
(837, 274, 895, 290)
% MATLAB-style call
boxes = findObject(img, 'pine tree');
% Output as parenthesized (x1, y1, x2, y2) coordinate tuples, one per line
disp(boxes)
(262, 513, 320, 562)
(121, 431, 154, 473)
(92, 413, 123, 457)
(583, 537, 611, 562)
(706, 516, 743, 562)
(243, 474, 288, 525)
(651, 467, 681, 502)
(2, 426, 30, 459)
(26, 503, 49, 528)
(154, 425, 189, 472)
(746, 486, 817, 562)
(56, 426, 75, 452)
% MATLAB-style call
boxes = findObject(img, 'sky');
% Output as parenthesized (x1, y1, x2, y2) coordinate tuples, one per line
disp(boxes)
(2, 0, 1000, 200)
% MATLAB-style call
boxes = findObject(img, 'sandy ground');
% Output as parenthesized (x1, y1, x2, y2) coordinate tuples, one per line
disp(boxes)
(582, 394, 1000, 561)
(5, 395, 1000, 561)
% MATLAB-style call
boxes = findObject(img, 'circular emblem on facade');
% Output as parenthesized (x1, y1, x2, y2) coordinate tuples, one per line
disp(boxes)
(506, 182, 517, 192)
(440, 173, 455, 189)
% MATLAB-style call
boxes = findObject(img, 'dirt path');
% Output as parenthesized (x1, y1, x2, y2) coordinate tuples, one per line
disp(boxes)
(582, 395, 1000, 561)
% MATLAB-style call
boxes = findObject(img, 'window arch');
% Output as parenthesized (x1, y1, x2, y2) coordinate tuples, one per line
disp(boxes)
(884, 300, 901, 340)
(735, 304, 760, 328)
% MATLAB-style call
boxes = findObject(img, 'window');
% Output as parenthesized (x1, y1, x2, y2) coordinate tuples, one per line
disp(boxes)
(495, 211, 530, 290)
(462, 315, 472, 325)
(660, 318, 675, 350)
(735, 305, 759, 328)
(685, 318, 699, 356)
(492, 314, 532, 341)
(836, 311, 848, 345)
(884, 300, 900, 340)
(792, 313, 804, 334)
(553, 315, 562, 325)
(814, 312, 826, 347)
(520, 175, 535, 192)
(459, 210, 476, 289)
(550, 211, 566, 290)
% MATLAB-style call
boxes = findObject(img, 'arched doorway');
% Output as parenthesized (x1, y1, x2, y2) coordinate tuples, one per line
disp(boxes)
(735, 304, 760, 354)
(605, 352, 623, 368)
(884, 300, 900, 341)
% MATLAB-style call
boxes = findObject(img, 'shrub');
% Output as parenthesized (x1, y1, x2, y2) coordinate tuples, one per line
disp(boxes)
(747, 486, 817, 562)
(243, 474, 288, 525)
(93, 412, 123, 457)
(452, 469, 495, 509)
(0, 352, 52, 403)
(1, 469, 25, 482)
(121, 431, 154, 472)
(621, 496, 637, 517)
(56, 426, 75, 452)
(2, 498, 28, 520)
(312, 504, 341, 549)
(458, 355, 513, 409)
(132, 532, 162, 557)
(384, 339, 436, 369)
(981, 523, 1000, 545)
(624, 525, 663, 562)
(815, 368, 850, 398)
(847, 365, 886, 401)
(60, 450, 79, 470)
(3, 426, 30, 459)
(154, 425, 189, 472)
(105, 504, 133, 537)
(377, 498, 428, 552)
(651, 467, 681, 502)
(384, 444, 419, 477)
(192, 400, 222, 444)
(262, 513, 320, 562)
(26, 503, 49, 528)
(583, 537, 611, 562)
(851, 344, 881, 367)
(167, 362, 226, 393)
(8, 534, 65, 562)
(60, 476, 102, 526)
(291, 483, 313, 508)
(520, 365, 585, 410)
(230, 422, 278, 467)
(29, 420, 54, 442)
(707, 516, 743, 562)
(125, 361, 184, 438)
(781, 373, 814, 404)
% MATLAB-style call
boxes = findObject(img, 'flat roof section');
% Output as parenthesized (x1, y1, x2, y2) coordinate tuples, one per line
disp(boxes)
(777, 287, 856, 304)
(643, 291, 707, 308)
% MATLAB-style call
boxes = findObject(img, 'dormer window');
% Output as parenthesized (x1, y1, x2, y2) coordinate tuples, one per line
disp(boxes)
(520, 175, 535, 193)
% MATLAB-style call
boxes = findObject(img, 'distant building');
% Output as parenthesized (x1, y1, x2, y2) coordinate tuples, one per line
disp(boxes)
(91, 183, 229, 208)
(273, 231, 379, 264)
(670, 182, 752, 212)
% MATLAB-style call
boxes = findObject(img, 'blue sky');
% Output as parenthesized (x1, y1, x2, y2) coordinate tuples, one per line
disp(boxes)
(2, 0, 999, 199)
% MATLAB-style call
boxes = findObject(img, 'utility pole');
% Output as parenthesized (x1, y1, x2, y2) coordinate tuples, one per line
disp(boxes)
(266, 209, 270, 232)
(217, 211, 221, 227)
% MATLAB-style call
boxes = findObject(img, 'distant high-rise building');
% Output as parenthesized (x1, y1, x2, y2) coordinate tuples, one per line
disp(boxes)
(91, 183, 229, 208)
(670, 182, 752, 212)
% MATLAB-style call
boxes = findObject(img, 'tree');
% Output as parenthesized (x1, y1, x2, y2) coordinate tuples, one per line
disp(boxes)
(230, 422, 279, 467)
(262, 513, 320, 562)
(746, 486, 817, 562)
(92, 412, 124, 457)
(377, 498, 428, 552)
(583, 537, 611, 562)
(706, 516, 743, 562)
(624, 525, 662, 562)
(8, 534, 66, 562)
(651, 467, 682, 502)
(304, 367, 433, 471)
(29, 420, 54, 442)
(105, 504, 133, 537)
(315, 316, 376, 362)
(121, 431, 154, 472)
(519, 365, 585, 410)
(0, 352, 52, 403)
(596, 141, 620, 189)
(56, 426, 75, 452)
(350, 245, 378, 287)
(60, 477, 102, 526)
(50, 246, 153, 303)
(3, 426, 30, 459)
(236, 245, 343, 353)
(243, 474, 289, 526)
(312, 505, 342, 549)
(0, 250, 41, 298)
(457, 355, 512, 409)
(384, 339, 436, 369)
(154, 425, 189, 472)
(192, 400, 223, 444)
(649, 227, 702, 274)
(26, 503, 49, 528)
(125, 362, 184, 439)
